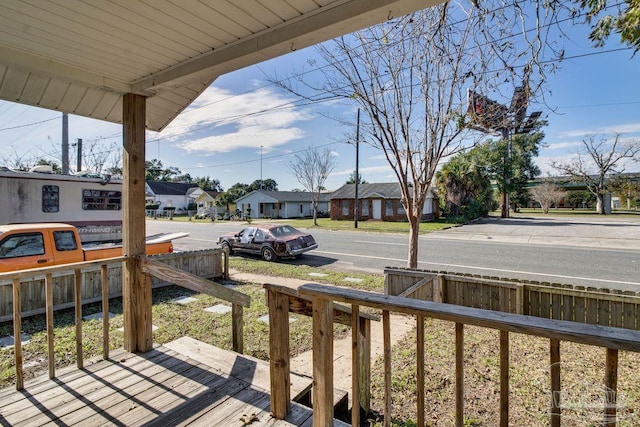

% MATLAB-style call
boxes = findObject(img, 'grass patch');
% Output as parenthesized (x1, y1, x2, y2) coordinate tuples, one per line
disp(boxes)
(367, 319, 640, 426)
(152, 216, 454, 233)
(229, 257, 384, 292)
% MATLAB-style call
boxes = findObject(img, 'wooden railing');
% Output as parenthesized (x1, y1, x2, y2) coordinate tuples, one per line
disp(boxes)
(280, 283, 640, 427)
(264, 283, 378, 420)
(138, 256, 249, 353)
(4, 251, 243, 391)
(385, 268, 640, 329)
(1, 256, 127, 390)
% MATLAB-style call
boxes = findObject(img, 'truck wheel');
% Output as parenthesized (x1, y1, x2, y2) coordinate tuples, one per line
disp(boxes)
(221, 241, 233, 255)
(261, 247, 277, 262)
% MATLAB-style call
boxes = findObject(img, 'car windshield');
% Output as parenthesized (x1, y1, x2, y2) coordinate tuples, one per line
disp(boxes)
(270, 226, 300, 237)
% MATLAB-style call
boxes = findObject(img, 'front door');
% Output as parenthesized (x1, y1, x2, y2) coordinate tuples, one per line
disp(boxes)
(372, 199, 382, 219)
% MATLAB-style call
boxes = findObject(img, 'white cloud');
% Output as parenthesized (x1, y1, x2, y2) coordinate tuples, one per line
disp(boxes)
(558, 122, 640, 138)
(158, 86, 312, 154)
(333, 165, 392, 176)
(544, 141, 583, 151)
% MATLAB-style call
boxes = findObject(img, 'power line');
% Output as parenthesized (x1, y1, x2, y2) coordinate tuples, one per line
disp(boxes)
(0, 116, 59, 132)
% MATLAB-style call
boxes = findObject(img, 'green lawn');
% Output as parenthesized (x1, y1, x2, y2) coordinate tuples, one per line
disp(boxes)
(151, 215, 454, 233)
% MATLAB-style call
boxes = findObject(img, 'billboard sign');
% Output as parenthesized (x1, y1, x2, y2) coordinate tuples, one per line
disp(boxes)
(467, 89, 508, 133)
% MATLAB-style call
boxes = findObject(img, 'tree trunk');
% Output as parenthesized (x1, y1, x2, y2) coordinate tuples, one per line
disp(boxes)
(407, 214, 420, 269)
(597, 193, 605, 215)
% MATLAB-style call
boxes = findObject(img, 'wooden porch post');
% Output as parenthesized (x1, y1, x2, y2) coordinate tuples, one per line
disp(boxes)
(122, 93, 152, 353)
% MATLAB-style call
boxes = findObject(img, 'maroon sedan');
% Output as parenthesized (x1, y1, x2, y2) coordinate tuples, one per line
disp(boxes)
(217, 224, 317, 261)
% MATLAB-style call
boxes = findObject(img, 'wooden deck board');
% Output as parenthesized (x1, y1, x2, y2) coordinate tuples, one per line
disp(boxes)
(0, 339, 345, 426)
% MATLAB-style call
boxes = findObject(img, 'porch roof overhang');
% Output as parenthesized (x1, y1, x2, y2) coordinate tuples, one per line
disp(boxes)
(0, 0, 437, 132)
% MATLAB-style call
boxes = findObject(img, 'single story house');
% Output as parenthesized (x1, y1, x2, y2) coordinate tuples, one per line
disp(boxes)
(330, 182, 439, 221)
(189, 187, 225, 217)
(235, 190, 331, 219)
(145, 181, 200, 213)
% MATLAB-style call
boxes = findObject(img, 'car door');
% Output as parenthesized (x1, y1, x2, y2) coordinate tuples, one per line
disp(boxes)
(236, 227, 257, 253)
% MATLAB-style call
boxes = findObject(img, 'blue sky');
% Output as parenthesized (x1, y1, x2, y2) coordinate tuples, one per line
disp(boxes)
(0, 12, 638, 192)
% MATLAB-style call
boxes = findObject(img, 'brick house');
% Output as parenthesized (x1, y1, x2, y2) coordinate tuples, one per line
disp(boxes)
(330, 182, 439, 221)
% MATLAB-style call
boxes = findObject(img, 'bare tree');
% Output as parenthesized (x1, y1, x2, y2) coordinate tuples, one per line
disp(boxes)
(529, 181, 565, 213)
(552, 134, 640, 214)
(289, 147, 336, 226)
(274, 2, 562, 267)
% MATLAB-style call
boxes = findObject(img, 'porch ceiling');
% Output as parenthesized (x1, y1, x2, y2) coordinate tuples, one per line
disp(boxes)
(0, 0, 437, 132)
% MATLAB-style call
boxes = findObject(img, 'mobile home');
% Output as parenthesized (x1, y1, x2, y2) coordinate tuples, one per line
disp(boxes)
(0, 168, 122, 243)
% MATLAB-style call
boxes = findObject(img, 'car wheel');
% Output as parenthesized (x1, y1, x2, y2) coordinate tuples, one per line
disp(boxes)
(261, 246, 277, 262)
(221, 241, 233, 255)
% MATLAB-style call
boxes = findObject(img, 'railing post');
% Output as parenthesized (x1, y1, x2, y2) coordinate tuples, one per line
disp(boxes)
(605, 348, 619, 426)
(550, 339, 561, 427)
(12, 277, 23, 390)
(383, 310, 391, 427)
(45, 272, 55, 379)
(358, 315, 371, 416)
(101, 264, 110, 360)
(223, 247, 230, 280)
(232, 303, 243, 353)
(351, 305, 361, 427)
(74, 268, 83, 369)
(455, 323, 464, 427)
(417, 315, 425, 427)
(268, 289, 290, 419)
(500, 330, 509, 427)
(312, 295, 334, 425)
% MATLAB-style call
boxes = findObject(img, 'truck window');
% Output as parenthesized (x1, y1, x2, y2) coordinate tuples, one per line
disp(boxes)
(53, 230, 78, 251)
(0, 233, 45, 259)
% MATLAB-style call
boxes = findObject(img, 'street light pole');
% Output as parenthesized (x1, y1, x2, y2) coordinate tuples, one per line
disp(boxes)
(501, 128, 510, 218)
(354, 109, 360, 229)
(260, 145, 263, 190)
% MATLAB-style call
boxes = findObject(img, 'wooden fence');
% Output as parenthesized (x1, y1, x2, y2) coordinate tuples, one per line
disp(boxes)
(385, 268, 640, 330)
(0, 249, 225, 323)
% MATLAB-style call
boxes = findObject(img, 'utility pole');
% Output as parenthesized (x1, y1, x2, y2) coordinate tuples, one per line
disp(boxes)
(501, 128, 510, 219)
(260, 145, 263, 190)
(76, 138, 82, 172)
(62, 113, 69, 174)
(354, 108, 360, 229)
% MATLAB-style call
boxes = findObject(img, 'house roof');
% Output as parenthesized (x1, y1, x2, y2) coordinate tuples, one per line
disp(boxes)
(0, 0, 437, 132)
(236, 190, 331, 203)
(146, 181, 199, 196)
(330, 182, 438, 199)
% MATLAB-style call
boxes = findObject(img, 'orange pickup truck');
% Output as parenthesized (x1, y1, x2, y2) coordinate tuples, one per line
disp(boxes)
(0, 223, 183, 272)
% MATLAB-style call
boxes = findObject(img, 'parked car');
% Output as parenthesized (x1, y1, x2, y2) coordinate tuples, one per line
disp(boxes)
(217, 224, 317, 261)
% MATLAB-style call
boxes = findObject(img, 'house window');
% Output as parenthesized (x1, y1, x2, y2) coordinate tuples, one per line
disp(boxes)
(360, 200, 369, 216)
(385, 200, 394, 216)
(398, 203, 405, 215)
(42, 185, 59, 213)
(341, 200, 349, 216)
(299, 204, 304, 214)
(260, 203, 264, 214)
(82, 189, 122, 210)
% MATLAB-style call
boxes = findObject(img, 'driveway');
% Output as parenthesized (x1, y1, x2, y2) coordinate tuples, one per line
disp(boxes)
(427, 215, 640, 250)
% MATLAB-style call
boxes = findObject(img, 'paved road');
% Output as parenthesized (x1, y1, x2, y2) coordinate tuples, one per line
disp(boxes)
(146, 215, 640, 291)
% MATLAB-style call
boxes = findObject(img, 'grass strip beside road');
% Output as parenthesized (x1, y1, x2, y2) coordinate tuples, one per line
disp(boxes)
(153, 215, 453, 233)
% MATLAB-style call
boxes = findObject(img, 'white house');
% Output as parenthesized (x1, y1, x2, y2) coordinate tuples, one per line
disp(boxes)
(189, 187, 224, 217)
(145, 181, 200, 212)
(234, 190, 331, 219)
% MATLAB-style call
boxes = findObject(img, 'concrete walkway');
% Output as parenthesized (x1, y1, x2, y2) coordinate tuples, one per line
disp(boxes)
(230, 270, 415, 395)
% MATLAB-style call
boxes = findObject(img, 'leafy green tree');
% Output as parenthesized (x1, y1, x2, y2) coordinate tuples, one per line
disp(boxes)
(248, 179, 278, 192)
(435, 147, 495, 222)
(215, 182, 250, 212)
(346, 171, 367, 185)
(565, 190, 597, 208)
(194, 176, 223, 191)
(480, 132, 544, 212)
(608, 174, 640, 209)
(574, 0, 640, 52)
(145, 159, 182, 181)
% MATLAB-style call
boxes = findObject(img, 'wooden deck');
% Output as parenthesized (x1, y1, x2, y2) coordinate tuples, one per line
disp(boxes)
(0, 337, 349, 426)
